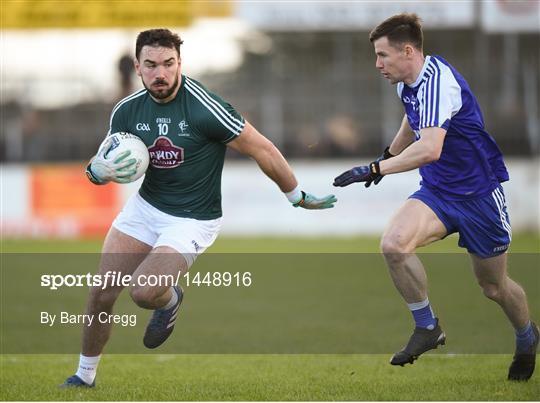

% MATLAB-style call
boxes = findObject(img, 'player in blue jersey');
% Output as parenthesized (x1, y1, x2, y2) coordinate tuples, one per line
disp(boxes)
(334, 13, 538, 381)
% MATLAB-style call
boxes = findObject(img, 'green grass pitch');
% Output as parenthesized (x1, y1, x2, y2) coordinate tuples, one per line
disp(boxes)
(1, 234, 539, 401)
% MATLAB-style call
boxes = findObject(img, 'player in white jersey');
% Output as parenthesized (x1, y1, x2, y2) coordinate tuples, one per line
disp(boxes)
(334, 13, 537, 381)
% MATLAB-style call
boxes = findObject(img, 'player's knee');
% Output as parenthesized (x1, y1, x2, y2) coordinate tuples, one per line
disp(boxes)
(480, 282, 504, 302)
(129, 286, 158, 309)
(380, 233, 412, 257)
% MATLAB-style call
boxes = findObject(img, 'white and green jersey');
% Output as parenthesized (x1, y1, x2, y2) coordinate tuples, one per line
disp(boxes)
(108, 75, 245, 219)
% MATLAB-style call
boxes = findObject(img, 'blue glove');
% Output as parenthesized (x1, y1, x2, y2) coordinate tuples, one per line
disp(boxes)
(292, 191, 337, 209)
(333, 161, 381, 187)
(365, 146, 394, 188)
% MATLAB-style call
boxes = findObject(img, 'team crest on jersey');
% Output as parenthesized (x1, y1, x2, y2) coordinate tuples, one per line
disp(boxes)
(403, 95, 418, 110)
(148, 136, 184, 169)
(177, 120, 191, 137)
(179, 120, 189, 132)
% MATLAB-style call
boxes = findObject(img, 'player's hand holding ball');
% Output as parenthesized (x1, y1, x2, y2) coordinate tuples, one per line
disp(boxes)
(86, 132, 149, 184)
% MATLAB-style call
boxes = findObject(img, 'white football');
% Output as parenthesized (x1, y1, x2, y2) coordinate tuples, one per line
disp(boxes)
(102, 132, 149, 183)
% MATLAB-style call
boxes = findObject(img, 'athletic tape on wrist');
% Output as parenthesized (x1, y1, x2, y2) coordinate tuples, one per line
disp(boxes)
(285, 185, 303, 203)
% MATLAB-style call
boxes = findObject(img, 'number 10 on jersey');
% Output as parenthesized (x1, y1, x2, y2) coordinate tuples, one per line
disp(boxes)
(158, 123, 169, 136)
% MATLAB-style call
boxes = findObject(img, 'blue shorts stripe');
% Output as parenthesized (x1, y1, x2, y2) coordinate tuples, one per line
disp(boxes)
(492, 188, 512, 239)
(492, 188, 511, 235)
(409, 185, 511, 258)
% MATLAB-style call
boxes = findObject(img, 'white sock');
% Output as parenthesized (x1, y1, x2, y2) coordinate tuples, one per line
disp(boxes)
(407, 298, 430, 311)
(76, 354, 101, 385)
(161, 287, 178, 310)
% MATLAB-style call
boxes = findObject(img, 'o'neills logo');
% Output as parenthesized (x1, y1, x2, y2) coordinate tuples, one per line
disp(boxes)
(148, 137, 184, 169)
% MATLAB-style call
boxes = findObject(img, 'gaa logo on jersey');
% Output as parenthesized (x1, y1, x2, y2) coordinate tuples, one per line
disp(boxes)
(148, 136, 184, 169)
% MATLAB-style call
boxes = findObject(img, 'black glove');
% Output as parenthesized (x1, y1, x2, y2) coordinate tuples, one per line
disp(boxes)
(365, 146, 394, 188)
(333, 160, 382, 187)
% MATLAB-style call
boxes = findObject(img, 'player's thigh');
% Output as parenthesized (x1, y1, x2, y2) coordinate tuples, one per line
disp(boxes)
(381, 198, 448, 253)
(130, 246, 188, 300)
(470, 252, 507, 287)
(130, 216, 221, 298)
(98, 192, 157, 279)
(99, 226, 153, 276)
(89, 227, 153, 304)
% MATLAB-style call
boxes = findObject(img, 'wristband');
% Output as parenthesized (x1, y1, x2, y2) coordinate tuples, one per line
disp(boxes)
(85, 162, 106, 185)
(285, 185, 303, 203)
(383, 146, 394, 159)
(370, 161, 381, 175)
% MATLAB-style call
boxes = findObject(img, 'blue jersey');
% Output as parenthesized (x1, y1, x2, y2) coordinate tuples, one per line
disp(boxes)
(398, 55, 509, 200)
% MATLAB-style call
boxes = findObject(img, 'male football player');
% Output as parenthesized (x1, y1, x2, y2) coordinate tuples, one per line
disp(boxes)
(62, 28, 336, 387)
(334, 13, 538, 381)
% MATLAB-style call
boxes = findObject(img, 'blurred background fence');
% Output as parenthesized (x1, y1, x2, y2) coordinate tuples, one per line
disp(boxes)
(1, 1, 539, 237)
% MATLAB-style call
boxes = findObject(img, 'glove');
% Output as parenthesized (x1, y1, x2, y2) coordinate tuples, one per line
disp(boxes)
(292, 191, 337, 209)
(333, 161, 381, 187)
(86, 137, 138, 184)
(365, 146, 394, 188)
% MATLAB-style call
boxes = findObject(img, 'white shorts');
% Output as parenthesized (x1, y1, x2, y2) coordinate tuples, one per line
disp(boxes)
(112, 193, 221, 268)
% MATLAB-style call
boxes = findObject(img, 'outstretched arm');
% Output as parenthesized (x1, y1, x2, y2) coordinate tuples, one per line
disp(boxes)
(380, 127, 446, 175)
(336, 115, 415, 188)
(228, 121, 337, 209)
(333, 124, 446, 187)
(227, 121, 297, 192)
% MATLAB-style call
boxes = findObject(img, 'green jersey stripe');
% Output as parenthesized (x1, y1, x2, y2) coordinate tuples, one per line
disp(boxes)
(108, 89, 147, 134)
(185, 78, 244, 131)
(185, 83, 244, 136)
(110, 88, 146, 118)
(185, 80, 244, 134)
(185, 78, 243, 129)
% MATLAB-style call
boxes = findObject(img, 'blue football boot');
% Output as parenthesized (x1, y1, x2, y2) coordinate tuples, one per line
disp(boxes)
(143, 286, 183, 349)
(60, 375, 95, 388)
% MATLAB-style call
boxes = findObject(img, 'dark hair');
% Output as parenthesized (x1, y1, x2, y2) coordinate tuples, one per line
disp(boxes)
(369, 13, 423, 51)
(135, 29, 184, 60)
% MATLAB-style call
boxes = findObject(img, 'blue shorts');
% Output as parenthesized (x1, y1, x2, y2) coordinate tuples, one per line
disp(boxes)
(409, 185, 512, 258)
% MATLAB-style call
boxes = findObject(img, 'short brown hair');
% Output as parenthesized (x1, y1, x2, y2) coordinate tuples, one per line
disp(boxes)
(369, 13, 423, 50)
(136, 29, 184, 60)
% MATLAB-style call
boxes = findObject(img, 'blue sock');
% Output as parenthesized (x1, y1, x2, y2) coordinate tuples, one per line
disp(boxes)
(408, 299, 437, 330)
(516, 321, 536, 353)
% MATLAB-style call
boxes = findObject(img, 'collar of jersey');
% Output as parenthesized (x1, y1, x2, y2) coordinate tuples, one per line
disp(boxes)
(407, 55, 431, 88)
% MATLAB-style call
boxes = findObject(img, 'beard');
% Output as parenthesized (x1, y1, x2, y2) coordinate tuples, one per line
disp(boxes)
(143, 74, 179, 100)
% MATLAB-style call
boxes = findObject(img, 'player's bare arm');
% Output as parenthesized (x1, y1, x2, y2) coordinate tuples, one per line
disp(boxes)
(228, 121, 337, 209)
(227, 121, 297, 192)
(334, 115, 415, 188)
(380, 127, 446, 175)
(334, 126, 445, 187)
(388, 114, 416, 155)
